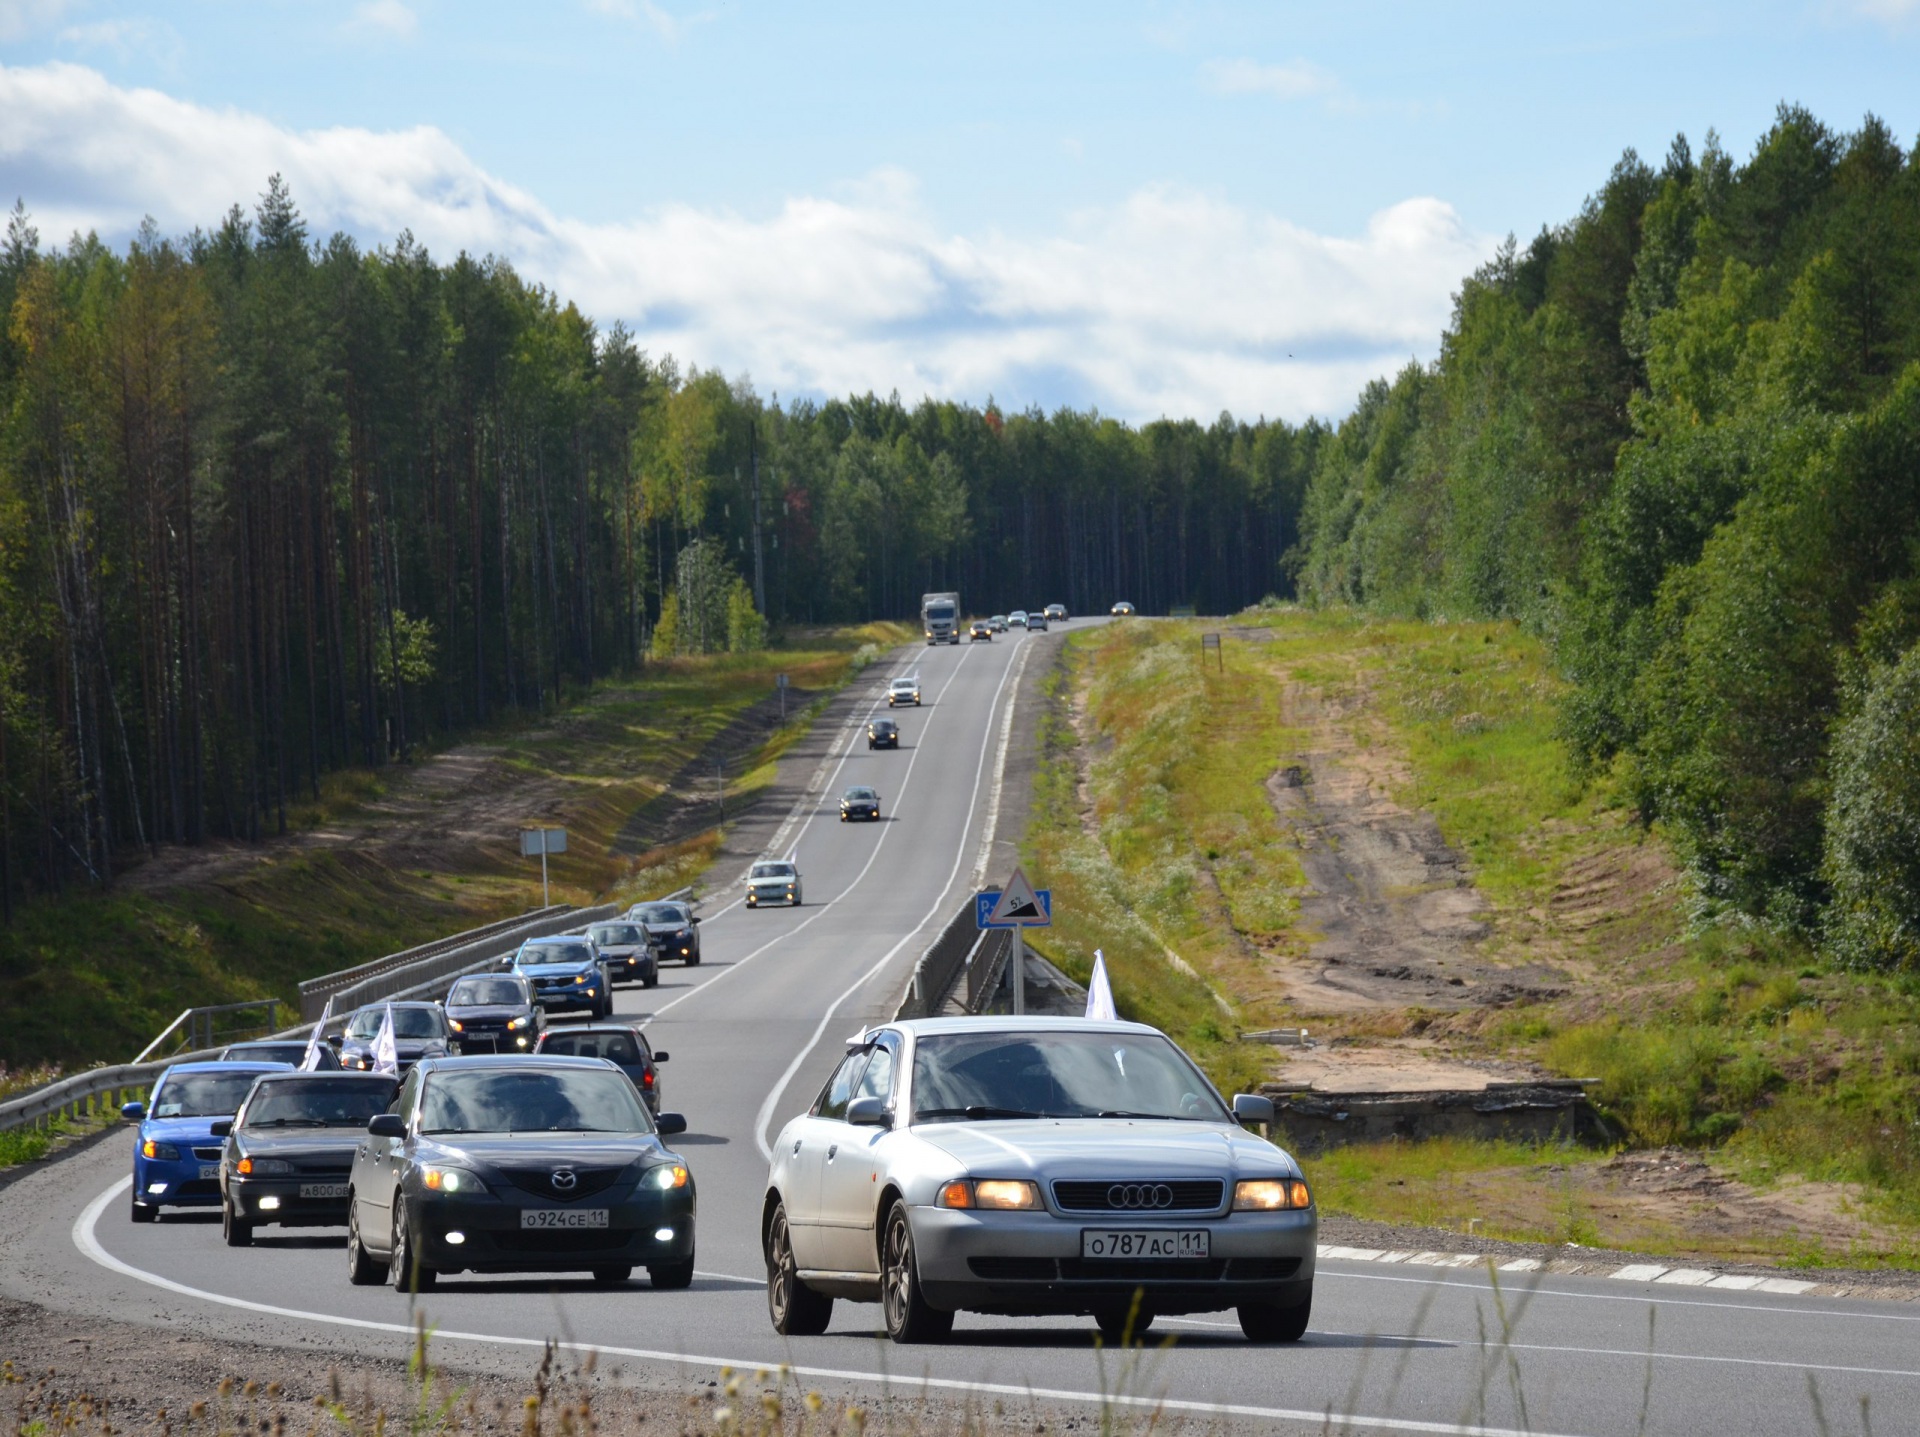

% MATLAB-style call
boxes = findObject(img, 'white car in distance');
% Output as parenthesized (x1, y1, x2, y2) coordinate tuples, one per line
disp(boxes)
(887, 675, 922, 707)
(746, 860, 803, 908)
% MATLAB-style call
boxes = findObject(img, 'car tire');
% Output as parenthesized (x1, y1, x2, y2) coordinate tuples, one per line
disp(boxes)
(649, 1253, 695, 1290)
(389, 1196, 436, 1291)
(643, 972, 659, 989)
(1238, 1288, 1311, 1343)
(1094, 1301, 1154, 1343)
(221, 1199, 253, 1247)
(591, 1266, 632, 1285)
(345, 1199, 384, 1285)
(129, 1192, 157, 1224)
(765, 1202, 833, 1336)
(881, 1203, 952, 1344)
(687, 950, 701, 966)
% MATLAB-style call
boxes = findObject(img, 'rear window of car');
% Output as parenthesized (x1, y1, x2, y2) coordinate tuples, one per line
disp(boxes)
(418, 1068, 652, 1135)
(151, 1070, 271, 1119)
(242, 1078, 396, 1128)
(448, 978, 527, 1006)
(540, 1031, 644, 1063)
(225, 1044, 307, 1064)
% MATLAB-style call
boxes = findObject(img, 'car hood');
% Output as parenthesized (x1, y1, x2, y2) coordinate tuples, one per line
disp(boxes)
(142, 1115, 228, 1144)
(514, 962, 596, 979)
(417, 1133, 675, 1169)
(447, 1004, 534, 1022)
(908, 1119, 1298, 1179)
(748, 877, 793, 887)
(640, 921, 690, 934)
(236, 1128, 367, 1159)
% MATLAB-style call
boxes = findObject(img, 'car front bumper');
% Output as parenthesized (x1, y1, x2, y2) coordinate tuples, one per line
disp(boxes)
(747, 889, 797, 906)
(530, 983, 604, 1011)
(410, 1187, 696, 1275)
(907, 1205, 1316, 1317)
(227, 1173, 353, 1226)
(133, 1149, 226, 1208)
(604, 952, 658, 983)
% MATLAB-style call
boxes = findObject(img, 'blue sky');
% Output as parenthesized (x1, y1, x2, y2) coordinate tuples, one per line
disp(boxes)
(3, 1, 1917, 421)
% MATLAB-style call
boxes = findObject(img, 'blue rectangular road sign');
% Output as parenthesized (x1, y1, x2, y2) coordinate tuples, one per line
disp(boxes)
(976, 889, 1051, 928)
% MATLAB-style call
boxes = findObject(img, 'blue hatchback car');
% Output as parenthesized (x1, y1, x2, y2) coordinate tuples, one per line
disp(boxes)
(509, 936, 611, 1019)
(124, 1061, 291, 1222)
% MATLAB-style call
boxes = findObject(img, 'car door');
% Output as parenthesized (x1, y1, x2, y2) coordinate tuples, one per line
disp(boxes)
(782, 1050, 868, 1269)
(356, 1068, 418, 1244)
(818, 1035, 900, 1272)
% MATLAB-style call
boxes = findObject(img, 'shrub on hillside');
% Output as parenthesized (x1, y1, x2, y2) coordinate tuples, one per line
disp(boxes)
(1825, 639, 1920, 970)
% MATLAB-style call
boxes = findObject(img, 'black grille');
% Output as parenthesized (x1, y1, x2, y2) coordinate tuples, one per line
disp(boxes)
(494, 1228, 634, 1253)
(501, 1167, 622, 1202)
(1227, 1257, 1302, 1281)
(174, 1179, 221, 1197)
(968, 1257, 1058, 1281)
(1051, 1180, 1224, 1212)
(1058, 1258, 1227, 1282)
(192, 1146, 224, 1161)
(295, 1161, 352, 1177)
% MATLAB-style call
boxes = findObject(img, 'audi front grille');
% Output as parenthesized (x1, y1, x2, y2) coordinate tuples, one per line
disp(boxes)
(1050, 1179, 1226, 1213)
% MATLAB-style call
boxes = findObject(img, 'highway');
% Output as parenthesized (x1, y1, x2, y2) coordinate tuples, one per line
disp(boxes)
(2, 624, 1916, 1436)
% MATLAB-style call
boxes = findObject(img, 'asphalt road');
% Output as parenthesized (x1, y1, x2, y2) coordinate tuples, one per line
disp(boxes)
(4, 623, 1918, 1436)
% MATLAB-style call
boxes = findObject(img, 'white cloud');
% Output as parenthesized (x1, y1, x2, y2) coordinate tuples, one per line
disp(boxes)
(0, 61, 1491, 423)
(1202, 57, 1338, 101)
(346, 0, 418, 40)
(0, 0, 73, 41)
(585, 0, 713, 43)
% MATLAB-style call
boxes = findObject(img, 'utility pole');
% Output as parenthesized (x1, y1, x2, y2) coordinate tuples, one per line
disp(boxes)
(749, 424, 767, 616)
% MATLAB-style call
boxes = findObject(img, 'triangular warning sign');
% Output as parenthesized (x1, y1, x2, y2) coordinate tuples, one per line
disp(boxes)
(988, 867, 1044, 925)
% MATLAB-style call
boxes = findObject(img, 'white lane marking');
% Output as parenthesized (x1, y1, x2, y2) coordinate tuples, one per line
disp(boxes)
(1321, 1266, 1920, 1323)
(72, 1178, 1587, 1437)
(639, 648, 983, 1028)
(752, 637, 1029, 1160)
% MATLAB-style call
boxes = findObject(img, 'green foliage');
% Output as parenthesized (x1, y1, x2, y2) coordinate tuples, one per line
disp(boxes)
(1825, 639, 1920, 970)
(725, 578, 766, 654)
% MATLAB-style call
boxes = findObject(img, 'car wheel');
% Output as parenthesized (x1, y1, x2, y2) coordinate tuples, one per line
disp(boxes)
(129, 1191, 156, 1224)
(765, 1202, 833, 1336)
(881, 1204, 952, 1344)
(345, 1198, 384, 1286)
(591, 1266, 632, 1285)
(1238, 1288, 1311, 1343)
(687, 949, 701, 966)
(1094, 1301, 1154, 1343)
(389, 1196, 436, 1291)
(221, 1199, 253, 1248)
(649, 1252, 695, 1290)
(644, 972, 659, 989)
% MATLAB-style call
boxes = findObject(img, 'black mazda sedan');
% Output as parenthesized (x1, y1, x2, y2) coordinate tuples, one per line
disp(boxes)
(444, 974, 544, 1054)
(217, 1071, 398, 1245)
(345, 1055, 693, 1292)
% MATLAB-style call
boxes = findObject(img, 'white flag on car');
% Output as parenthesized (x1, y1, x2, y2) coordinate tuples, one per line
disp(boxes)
(1085, 950, 1118, 1021)
(371, 1004, 399, 1075)
(300, 996, 334, 1070)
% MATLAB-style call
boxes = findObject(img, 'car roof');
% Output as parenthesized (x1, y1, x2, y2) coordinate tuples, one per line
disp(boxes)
(250, 1069, 394, 1085)
(414, 1054, 618, 1072)
(538, 1024, 647, 1039)
(878, 1016, 1162, 1039)
(162, 1060, 296, 1075)
(353, 1000, 443, 1010)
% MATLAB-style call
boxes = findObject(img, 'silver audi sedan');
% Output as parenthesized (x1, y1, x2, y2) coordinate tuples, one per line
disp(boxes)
(761, 1016, 1315, 1344)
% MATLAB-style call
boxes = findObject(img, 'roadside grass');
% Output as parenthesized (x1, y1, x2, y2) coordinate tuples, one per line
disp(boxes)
(0, 625, 912, 1072)
(1029, 606, 1920, 1263)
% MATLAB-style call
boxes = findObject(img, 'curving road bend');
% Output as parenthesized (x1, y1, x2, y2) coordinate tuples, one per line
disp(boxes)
(3, 624, 1918, 1436)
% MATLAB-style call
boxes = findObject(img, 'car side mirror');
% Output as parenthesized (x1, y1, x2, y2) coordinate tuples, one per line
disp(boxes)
(326, 1032, 343, 1046)
(655, 1112, 687, 1137)
(209, 1119, 233, 1138)
(651, 1051, 669, 1063)
(120, 1101, 145, 1121)
(846, 1096, 892, 1128)
(367, 1114, 407, 1138)
(1231, 1093, 1275, 1126)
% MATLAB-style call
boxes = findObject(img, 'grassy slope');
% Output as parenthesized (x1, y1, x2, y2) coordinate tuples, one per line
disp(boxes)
(0, 624, 911, 1072)
(1025, 609, 1920, 1265)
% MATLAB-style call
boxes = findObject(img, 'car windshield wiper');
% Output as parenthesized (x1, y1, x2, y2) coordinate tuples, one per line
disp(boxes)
(250, 1117, 327, 1127)
(915, 1105, 1047, 1121)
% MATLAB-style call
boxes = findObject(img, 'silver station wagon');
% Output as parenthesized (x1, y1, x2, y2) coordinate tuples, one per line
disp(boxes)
(761, 1016, 1315, 1344)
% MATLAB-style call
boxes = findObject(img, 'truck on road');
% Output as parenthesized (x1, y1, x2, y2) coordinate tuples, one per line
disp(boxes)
(921, 591, 960, 645)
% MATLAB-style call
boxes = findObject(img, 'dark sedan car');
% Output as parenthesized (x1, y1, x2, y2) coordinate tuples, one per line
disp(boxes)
(219, 1039, 341, 1071)
(968, 620, 992, 641)
(216, 1071, 399, 1245)
(840, 785, 881, 822)
(445, 974, 544, 1054)
(867, 718, 900, 750)
(585, 921, 660, 989)
(535, 1025, 669, 1113)
(627, 900, 701, 966)
(336, 1002, 453, 1072)
(345, 1056, 693, 1291)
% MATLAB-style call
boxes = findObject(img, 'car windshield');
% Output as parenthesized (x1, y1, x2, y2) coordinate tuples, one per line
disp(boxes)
(635, 903, 689, 925)
(845, 787, 876, 800)
(345, 1010, 383, 1039)
(389, 1007, 447, 1038)
(518, 943, 592, 967)
(752, 863, 794, 879)
(419, 1068, 652, 1135)
(911, 1031, 1229, 1123)
(448, 978, 527, 1006)
(590, 924, 644, 945)
(151, 1070, 271, 1119)
(243, 1078, 396, 1127)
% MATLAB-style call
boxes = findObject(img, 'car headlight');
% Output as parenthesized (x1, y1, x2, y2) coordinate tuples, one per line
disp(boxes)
(1233, 1179, 1312, 1211)
(343, 1055, 367, 1069)
(573, 974, 587, 984)
(649, 1163, 689, 1190)
(937, 1179, 1041, 1210)
(447, 1018, 465, 1032)
(421, 1165, 473, 1192)
(141, 1139, 180, 1160)
(508, 1014, 531, 1029)
(236, 1157, 293, 1176)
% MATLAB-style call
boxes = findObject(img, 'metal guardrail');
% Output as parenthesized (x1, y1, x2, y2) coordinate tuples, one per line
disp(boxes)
(299, 907, 573, 1019)
(965, 928, 1016, 1010)
(0, 1051, 223, 1137)
(321, 904, 621, 1017)
(897, 902, 1015, 1020)
(135, 1000, 282, 1062)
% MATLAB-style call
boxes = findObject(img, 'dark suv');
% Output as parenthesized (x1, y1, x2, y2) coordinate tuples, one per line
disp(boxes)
(444, 973, 544, 1054)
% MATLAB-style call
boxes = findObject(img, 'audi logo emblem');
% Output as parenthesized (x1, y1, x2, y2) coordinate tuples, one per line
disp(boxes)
(550, 1168, 577, 1191)
(1107, 1183, 1175, 1210)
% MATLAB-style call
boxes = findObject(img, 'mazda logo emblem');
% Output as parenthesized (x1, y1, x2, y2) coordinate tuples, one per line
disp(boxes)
(550, 1168, 577, 1191)
(1107, 1183, 1175, 1210)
